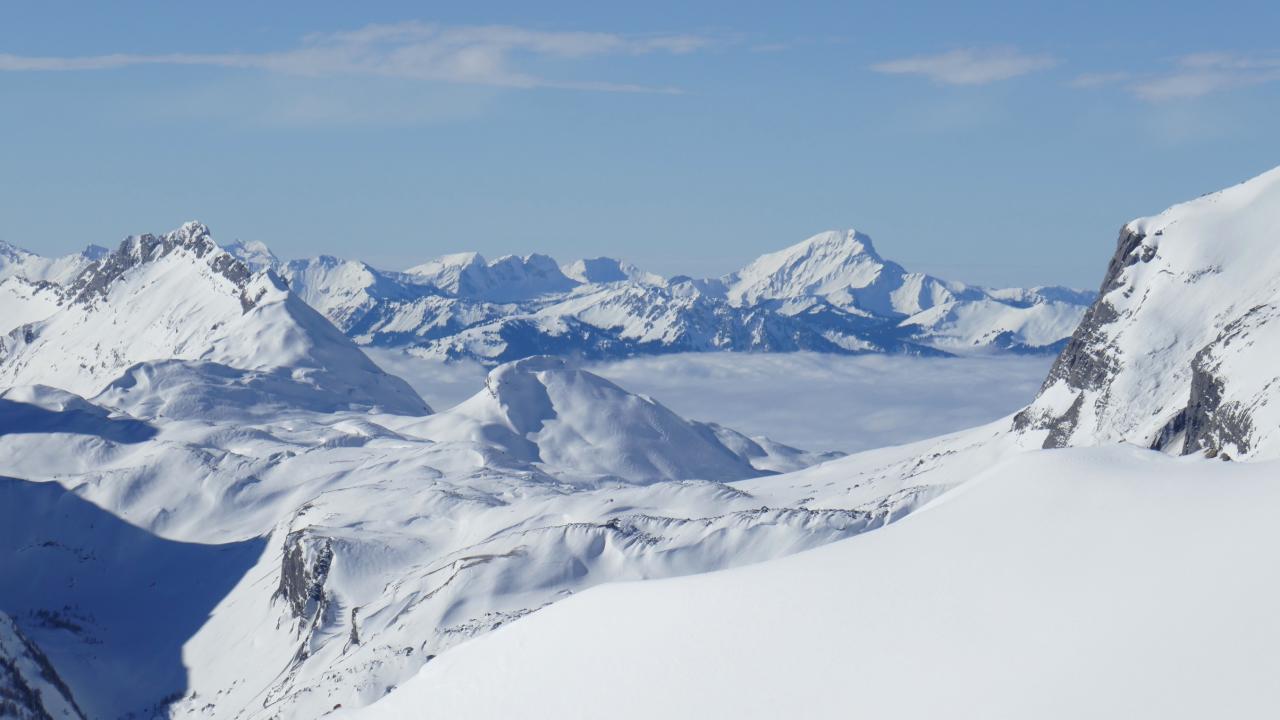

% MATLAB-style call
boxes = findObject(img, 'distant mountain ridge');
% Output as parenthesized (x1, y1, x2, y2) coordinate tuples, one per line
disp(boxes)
(244, 227, 1092, 362)
(2, 226, 1093, 364)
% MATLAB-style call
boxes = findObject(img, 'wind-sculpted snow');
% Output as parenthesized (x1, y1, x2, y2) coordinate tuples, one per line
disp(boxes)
(1015, 165, 1280, 459)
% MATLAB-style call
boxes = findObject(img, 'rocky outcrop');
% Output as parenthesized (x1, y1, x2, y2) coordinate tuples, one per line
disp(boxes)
(0, 612, 85, 720)
(277, 531, 335, 621)
(64, 222, 266, 312)
(1013, 165, 1280, 459)
(1011, 226, 1145, 446)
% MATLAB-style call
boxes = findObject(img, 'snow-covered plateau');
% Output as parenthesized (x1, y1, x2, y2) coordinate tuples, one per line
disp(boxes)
(2, 164, 1279, 719)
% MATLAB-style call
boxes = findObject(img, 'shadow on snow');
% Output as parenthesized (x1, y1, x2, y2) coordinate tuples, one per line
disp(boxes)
(0, 476, 266, 718)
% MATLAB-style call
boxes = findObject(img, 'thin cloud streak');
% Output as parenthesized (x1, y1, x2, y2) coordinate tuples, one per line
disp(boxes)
(0, 21, 711, 92)
(872, 48, 1056, 86)
(1133, 53, 1280, 100)
(1071, 53, 1280, 101)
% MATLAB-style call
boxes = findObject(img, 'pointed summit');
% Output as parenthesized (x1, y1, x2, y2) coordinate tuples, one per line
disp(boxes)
(724, 229, 901, 307)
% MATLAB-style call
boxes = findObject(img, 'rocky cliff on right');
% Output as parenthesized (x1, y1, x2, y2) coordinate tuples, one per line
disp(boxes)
(1015, 165, 1280, 460)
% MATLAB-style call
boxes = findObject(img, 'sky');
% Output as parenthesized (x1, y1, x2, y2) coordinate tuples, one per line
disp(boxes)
(1, 0, 1277, 288)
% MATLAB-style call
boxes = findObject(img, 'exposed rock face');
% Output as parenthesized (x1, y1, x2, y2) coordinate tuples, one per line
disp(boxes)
(65, 222, 263, 311)
(277, 531, 335, 621)
(1014, 166, 1280, 459)
(0, 612, 85, 720)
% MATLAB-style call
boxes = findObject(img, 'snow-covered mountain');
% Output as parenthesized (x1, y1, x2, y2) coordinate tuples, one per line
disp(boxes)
(0, 241, 109, 335)
(234, 228, 1091, 363)
(6, 165, 1279, 720)
(350, 445, 1280, 720)
(341, 166, 1280, 720)
(7, 227, 1091, 365)
(0, 239, 108, 285)
(0, 225, 851, 718)
(1015, 166, 1280, 460)
(406, 356, 836, 482)
(0, 222, 429, 416)
(0, 354, 848, 717)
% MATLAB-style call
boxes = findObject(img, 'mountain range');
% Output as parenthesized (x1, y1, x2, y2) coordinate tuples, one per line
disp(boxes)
(3, 165, 1279, 718)
(354, 165, 1280, 719)
(3, 227, 1094, 365)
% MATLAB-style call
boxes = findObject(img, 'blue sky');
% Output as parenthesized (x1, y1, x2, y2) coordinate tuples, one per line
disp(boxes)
(2, 1, 1278, 287)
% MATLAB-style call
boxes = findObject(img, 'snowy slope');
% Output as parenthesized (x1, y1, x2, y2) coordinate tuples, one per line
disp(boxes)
(0, 277, 62, 334)
(0, 611, 85, 720)
(1016, 165, 1280, 459)
(0, 222, 430, 415)
(0, 240, 107, 285)
(351, 446, 1280, 720)
(405, 251, 579, 301)
(0, 351, 851, 718)
(281, 255, 439, 338)
(19, 167, 1280, 720)
(406, 356, 835, 482)
(561, 256, 664, 286)
(722, 229, 964, 315)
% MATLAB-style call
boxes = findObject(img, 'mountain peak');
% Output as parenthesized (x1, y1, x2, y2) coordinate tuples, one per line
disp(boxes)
(412, 355, 767, 482)
(724, 228, 897, 307)
(795, 229, 881, 259)
(0, 221, 429, 415)
(68, 222, 260, 309)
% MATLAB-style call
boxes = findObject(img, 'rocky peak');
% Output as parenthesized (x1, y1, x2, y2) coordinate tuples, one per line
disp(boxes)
(64, 222, 272, 311)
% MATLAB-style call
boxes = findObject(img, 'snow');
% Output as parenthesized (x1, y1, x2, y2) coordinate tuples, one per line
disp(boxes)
(1, 224, 429, 415)
(238, 228, 1092, 362)
(0, 240, 102, 285)
(403, 356, 833, 483)
(367, 349, 1054, 453)
(405, 251, 579, 301)
(352, 445, 1280, 720)
(3, 165, 1277, 720)
(1020, 165, 1280, 457)
(724, 229, 916, 310)
(0, 610, 84, 719)
(0, 276, 61, 334)
(560, 256, 664, 286)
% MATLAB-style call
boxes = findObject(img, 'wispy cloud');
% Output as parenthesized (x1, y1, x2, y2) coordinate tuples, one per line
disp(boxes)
(1072, 53, 1280, 101)
(1131, 53, 1280, 100)
(0, 21, 712, 92)
(871, 48, 1056, 86)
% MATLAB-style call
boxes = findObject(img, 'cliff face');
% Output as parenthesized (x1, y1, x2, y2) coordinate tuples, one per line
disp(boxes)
(1015, 166, 1280, 460)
